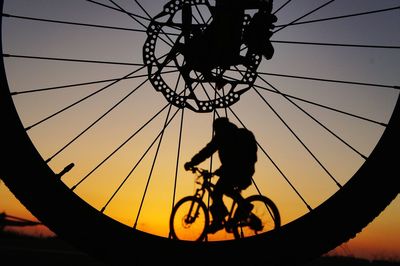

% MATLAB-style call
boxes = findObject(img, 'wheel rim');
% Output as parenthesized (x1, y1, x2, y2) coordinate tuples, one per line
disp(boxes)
(170, 196, 209, 241)
(232, 195, 281, 239)
(1, 1, 399, 265)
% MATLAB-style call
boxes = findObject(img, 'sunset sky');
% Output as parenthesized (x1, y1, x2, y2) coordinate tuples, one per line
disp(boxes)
(1, 0, 399, 261)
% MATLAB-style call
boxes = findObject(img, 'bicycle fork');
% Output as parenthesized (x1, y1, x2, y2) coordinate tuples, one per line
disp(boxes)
(186, 188, 206, 224)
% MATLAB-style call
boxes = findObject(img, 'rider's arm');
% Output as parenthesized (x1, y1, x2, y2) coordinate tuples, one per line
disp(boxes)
(187, 137, 218, 167)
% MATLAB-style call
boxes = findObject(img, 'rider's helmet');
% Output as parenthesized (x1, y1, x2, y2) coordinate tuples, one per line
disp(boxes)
(213, 117, 238, 134)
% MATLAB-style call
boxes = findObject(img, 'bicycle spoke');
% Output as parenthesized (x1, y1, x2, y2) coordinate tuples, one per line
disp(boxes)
(3, 53, 146, 67)
(10, 69, 178, 96)
(271, 40, 400, 50)
(274, 5, 400, 29)
(86, 0, 150, 23)
(133, 105, 180, 228)
(71, 102, 173, 190)
(228, 68, 390, 126)
(171, 74, 185, 209)
(171, 98, 186, 213)
(45, 77, 149, 163)
(273, 0, 293, 15)
(100, 106, 181, 217)
(2, 13, 146, 33)
(15, 49, 175, 130)
(273, 0, 336, 34)
(253, 85, 342, 188)
(227, 106, 313, 211)
(203, 67, 312, 210)
(107, 0, 147, 29)
(24, 68, 145, 131)
(257, 71, 399, 91)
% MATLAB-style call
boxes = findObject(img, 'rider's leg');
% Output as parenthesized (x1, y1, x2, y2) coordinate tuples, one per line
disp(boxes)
(222, 170, 254, 220)
(210, 178, 229, 220)
(225, 188, 253, 220)
(207, 179, 229, 234)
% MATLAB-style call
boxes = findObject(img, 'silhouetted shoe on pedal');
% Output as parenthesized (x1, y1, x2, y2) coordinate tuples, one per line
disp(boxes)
(249, 213, 263, 231)
(207, 220, 224, 234)
(236, 202, 254, 220)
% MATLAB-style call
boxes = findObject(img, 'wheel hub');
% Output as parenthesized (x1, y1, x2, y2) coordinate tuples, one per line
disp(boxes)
(143, 0, 274, 113)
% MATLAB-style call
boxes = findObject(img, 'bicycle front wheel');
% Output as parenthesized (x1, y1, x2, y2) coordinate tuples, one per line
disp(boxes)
(233, 195, 281, 239)
(1, 1, 399, 265)
(169, 196, 209, 242)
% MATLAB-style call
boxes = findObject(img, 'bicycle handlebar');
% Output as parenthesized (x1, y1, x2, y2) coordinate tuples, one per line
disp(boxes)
(186, 166, 209, 174)
(186, 166, 215, 189)
(186, 166, 215, 179)
(186, 166, 199, 173)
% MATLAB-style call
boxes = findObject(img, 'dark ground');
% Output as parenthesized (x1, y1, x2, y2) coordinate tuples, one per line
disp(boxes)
(1, 231, 399, 266)
(0, 231, 106, 266)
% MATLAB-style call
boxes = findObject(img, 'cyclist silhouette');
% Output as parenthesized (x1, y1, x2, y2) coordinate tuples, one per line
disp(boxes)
(184, 117, 258, 234)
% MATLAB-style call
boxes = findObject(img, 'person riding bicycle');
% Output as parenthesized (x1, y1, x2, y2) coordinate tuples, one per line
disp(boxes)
(184, 117, 258, 234)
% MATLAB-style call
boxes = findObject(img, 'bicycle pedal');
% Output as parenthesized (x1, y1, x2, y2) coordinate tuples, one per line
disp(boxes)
(224, 220, 235, 233)
(248, 214, 263, 231)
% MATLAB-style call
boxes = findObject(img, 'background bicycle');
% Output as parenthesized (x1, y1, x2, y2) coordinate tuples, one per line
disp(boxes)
(169, 167, 281, 241)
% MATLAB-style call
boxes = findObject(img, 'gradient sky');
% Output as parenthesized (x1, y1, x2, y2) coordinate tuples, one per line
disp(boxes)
(1, 0, 399, 261)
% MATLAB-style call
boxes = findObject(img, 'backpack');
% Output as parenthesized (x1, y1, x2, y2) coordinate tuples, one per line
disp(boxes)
(235, 128, 258, 164)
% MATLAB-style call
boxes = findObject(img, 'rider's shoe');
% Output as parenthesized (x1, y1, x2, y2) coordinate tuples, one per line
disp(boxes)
(235, 202, 254, 220)
(207, 220, 224, 234)
(224, 219, 235, 233)
(243, 202, 254, 213)
(248, 213, 263, 231)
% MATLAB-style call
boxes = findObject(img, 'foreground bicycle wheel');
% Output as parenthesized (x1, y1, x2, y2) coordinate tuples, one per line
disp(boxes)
(233, 195, 281, 239)
(1, 1, 399, 265)
(169, 196, 209, 241)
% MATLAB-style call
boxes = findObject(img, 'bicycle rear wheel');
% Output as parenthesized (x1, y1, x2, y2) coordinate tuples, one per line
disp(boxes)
(169, 196, 209, 241)
(233, 195, 281, 239)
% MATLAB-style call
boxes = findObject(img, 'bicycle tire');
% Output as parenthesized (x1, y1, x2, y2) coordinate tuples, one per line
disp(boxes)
(169, 195, 209, 242)
(1, 1, 399, 266)
(232, 194, 281, 239)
